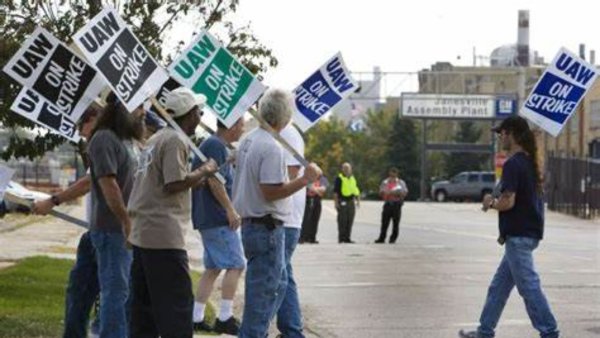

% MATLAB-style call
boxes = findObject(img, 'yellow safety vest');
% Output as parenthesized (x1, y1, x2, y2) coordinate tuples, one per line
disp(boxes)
(339, 174, 360, 197)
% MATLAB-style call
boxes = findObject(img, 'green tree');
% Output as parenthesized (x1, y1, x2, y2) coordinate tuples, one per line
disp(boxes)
(443, 121, 488, 177)
(0, 0, 277, 159)
(387, 116, 420, 200)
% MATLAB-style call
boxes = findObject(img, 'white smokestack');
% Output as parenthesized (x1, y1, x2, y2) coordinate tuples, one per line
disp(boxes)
(517, 10, 530, 66)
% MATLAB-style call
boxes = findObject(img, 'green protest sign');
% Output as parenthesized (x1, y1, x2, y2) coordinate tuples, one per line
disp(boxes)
(169, 31, 265, 128)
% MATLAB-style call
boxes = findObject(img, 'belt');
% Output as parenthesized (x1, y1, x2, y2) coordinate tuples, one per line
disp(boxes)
(242, 215, 283, 230)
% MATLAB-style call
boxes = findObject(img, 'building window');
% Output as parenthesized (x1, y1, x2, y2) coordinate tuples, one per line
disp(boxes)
(590, 100, 600, 130)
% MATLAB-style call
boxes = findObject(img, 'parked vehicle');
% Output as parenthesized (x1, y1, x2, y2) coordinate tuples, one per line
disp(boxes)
(430, 171, 496, 202)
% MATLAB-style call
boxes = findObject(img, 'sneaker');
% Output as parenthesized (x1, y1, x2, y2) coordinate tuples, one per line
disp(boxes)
(193, 320, 213, 332)
(214, 316, 240, 335)
(458, 329, 482, 338)
(374, 239, 385, 243)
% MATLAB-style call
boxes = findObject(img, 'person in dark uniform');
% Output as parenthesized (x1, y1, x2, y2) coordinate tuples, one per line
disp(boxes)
(300, 175, 328, 244)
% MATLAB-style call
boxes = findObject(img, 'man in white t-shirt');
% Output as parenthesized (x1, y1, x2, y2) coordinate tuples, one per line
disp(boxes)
(233, 89, 321, 338)
(276, 123, 306, 337)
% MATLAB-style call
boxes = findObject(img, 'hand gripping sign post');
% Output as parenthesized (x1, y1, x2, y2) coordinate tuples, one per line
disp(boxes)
(73, 8, 225, 183)
(11, 87, 81, 142)
(292, 52, 359, 132)
(2, 27, 105, 123)
(168, 30, 309, 166)
(520, 47, 598, 137)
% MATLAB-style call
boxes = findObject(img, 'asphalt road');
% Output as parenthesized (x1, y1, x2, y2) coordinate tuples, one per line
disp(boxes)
(292, 201, 600, 338)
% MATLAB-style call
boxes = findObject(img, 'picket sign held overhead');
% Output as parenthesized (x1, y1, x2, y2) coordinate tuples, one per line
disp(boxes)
(11, 87, 81, 142)
(168, 30, 307, 165)
(520, 47, 599, 137)
(150, 97, 225, 184)
(168, 30, 266, 128)
(2, 27, 105, 123)
(73, 6, 168, 113)
(292, 52, 359, 132)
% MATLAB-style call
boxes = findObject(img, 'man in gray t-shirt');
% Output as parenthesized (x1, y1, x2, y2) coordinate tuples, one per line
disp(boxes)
(87, 93, 145, 338)
(233, 89, 321, 338)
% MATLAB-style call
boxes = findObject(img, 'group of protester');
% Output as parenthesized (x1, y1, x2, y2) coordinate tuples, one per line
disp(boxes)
(33, 87, 321, 338)
(32, 83, 559, 338)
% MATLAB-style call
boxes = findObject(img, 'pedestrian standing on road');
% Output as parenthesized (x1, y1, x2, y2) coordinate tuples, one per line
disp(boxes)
(333, 162, 360, 243)
(33, 105, 103, 338)
(191, 118, 245, 335)
(299, 174, 328, 244)
(459, 116, 559, 338)
(127, 87, 217, 338)
(375, 167, 408, 244)
(87, 93, 145, 338)
(233, 88, 321, 338)
(276, 122, 308, 338)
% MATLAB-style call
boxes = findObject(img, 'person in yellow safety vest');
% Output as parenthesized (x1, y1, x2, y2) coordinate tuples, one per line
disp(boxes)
(333, 162, 360, 243)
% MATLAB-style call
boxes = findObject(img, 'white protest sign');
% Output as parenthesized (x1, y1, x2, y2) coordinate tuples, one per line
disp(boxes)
(521, 47, 599, 136)
(168, 30, 266, 128)
(11, 87, 81, 142)
(292, 52, 359, 132)
(0, 165, 15, 200)
(73, 7, 168, 112)
(2, 27, 105, 122)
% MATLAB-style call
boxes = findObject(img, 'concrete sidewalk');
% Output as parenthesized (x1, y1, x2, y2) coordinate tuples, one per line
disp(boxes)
(1, 200, 599, 337)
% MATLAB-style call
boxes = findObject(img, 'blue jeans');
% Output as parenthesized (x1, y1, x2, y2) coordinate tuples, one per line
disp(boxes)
(478, 236, 559, 338)
(63, 231, 100, 338)
(239, 224, 286, 338)
(276, 227, 304, 338)
(90, 230, 132, 338)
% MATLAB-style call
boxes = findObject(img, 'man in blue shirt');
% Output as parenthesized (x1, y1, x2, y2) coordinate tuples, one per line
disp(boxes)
(459, 116, 559, 338)
(191, 118, 245, 335)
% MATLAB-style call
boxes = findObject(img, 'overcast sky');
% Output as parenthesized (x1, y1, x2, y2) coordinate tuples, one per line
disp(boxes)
(233, 0, 599, 95)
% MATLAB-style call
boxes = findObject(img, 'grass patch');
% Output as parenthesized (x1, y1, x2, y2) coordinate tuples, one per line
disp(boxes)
(0, 256, 215, 337)
(0, 256, 71, 337)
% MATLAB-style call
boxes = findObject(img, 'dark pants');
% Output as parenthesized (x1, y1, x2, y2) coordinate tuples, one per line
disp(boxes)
(130, 246, 193, 338)
(377, 201, 403, 243)
(337, 199, 355, 242)
(63, 231, 100, 338)
(300, 196, 322, 243)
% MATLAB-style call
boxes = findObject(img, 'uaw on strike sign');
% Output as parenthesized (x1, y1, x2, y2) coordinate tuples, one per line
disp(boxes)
(73, 7, 168, 112)
(2, 27, 105, 124)
(11, 89, 80, 142)
(292, 53, 358, 132)
(169, 31, 266, 128)
(521, 47, 598, 137)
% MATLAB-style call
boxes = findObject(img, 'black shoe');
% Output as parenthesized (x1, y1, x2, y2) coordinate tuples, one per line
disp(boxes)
(345, 240, 355, 244)
(193, 320, 213, 332)
(214, 316, 240, 335)
(374, 239, 385, 243)
(458, 329, 482, 338)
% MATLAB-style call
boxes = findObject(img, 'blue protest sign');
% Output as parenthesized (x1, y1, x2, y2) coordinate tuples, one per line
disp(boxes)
(292, 53, 358, 132)
(521, 47, 598, 136)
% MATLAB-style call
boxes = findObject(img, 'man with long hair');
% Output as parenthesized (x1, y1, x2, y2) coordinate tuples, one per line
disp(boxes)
(459, 116, 559, 338)
(33, 104, 103, 338)
(87, 93, 145, 338)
